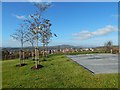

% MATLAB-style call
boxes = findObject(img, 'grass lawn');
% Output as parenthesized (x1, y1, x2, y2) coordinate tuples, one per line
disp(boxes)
(2, 55, 118, 88)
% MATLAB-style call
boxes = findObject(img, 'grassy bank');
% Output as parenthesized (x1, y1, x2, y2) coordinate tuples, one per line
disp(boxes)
(2, 55, 118, 88)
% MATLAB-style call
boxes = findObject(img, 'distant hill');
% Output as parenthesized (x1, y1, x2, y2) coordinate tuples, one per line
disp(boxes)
(1, 45, 118, 51)
(1, 45, 81, 51)
(94, 45, 118, 49)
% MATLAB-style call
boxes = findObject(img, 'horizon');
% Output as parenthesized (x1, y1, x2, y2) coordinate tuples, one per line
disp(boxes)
(1, 44, 119, 48)
(2, 2, 118, 47)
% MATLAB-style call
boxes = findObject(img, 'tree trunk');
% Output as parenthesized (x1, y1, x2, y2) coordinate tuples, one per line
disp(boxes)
(111, 49, 113, 54)
(19, 50, 22, 65)
(21, 41, 24, 65)
(22, 51, 25, 64)
(31, 43, 34, 60)
(35, 48, 39, 68)
(35, 36, 39, 68)
(45, 44, 48, 58)
(35, 48, 37, 68)
(43, 44, 45, 58)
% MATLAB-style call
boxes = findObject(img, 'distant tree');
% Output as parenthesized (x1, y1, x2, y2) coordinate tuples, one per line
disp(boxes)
(104, 41, 113, 53)
(11, 24, 27, 65)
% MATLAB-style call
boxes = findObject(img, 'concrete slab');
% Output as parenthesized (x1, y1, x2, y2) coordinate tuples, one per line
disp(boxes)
(66, 54, 118, 74)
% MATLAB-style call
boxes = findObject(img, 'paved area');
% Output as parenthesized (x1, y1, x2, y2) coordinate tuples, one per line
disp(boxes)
(66, 54, 118, 74)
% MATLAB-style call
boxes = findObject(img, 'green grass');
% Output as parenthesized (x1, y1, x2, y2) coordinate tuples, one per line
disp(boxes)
(65, 51, 106, 55)
(2, 55, 118, 88)
(51, 51, 106, 56)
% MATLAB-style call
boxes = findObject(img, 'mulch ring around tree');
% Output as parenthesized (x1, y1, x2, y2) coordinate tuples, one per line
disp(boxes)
(31, 65, 44, 70)
(66, 59, 70, 61)
(16, 63, 27, 67)
(42, 58, 47, 61)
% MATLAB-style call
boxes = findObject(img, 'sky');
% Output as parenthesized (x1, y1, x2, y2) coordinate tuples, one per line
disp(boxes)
(2, 2, 118, 47)
(1, 0, 120, 2)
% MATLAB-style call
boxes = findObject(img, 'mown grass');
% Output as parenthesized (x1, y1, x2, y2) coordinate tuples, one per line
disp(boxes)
(2, 55, 118, 88)
(49, 51, 106, 56)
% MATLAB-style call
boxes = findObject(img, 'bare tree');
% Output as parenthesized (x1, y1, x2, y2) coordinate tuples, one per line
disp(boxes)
(24, 30, 36, 60)
(24, 3, 51, 68)
(104, 41, 113, 53)
(39, 18, 57, 58)
(40, 19, 52, 58)
(11, 24, 27, 66)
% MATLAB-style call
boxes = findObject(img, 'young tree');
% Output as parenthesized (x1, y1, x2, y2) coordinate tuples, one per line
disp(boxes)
(40, 19, 52, 58)
(104, 41, 113, 53)
(11, 24, 27, 66)
(24, 3, 51, 68)
(24, 30, 36, 60)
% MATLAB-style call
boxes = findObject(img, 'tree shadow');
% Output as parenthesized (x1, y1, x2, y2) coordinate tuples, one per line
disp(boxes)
(16, 63, 27, 67)
(31, 65, 44, 70)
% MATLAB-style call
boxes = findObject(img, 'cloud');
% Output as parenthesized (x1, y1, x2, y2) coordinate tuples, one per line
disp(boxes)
(73, 25, 118, 40)
(28, 0, 43, 2)
(1, 0, 119, 2)
(112, 14, 120, 18)
(27, 0, 52, 2)
(13, 14, 27, 20)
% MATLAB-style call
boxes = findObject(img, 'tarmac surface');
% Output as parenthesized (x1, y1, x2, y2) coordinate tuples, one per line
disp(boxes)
(66, 54, 118, 74)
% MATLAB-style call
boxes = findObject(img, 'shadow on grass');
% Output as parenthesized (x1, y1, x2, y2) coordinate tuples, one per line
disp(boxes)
(16, 63, 27, 67)
(31, 65, 44, 70)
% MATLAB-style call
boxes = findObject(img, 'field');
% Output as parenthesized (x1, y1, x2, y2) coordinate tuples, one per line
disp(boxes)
(2, 55, 118, 88)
